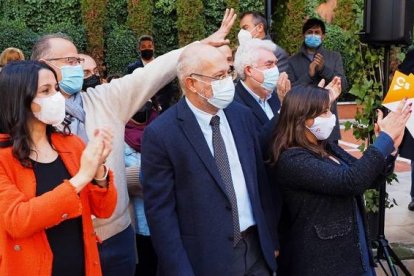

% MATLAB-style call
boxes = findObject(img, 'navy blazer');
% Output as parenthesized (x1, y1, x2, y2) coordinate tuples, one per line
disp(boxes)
(127, 59, 145, 74)
(141, 98, 277, 276)
(233, 80, 280, 132)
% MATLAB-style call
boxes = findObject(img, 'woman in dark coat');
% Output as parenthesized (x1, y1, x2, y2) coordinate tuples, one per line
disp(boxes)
(269, 85, 411, 276)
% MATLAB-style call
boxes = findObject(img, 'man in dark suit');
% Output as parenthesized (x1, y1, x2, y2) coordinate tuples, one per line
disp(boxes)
(239, 11, 289, 73)
(127, 35, 180, 112)
(233, 38, 291, 132)
(141, 43, 277, 276)
(287, 18, 347, 142)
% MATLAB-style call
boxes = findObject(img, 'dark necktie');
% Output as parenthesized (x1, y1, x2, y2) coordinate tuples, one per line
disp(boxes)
(210, 115, 241, 246)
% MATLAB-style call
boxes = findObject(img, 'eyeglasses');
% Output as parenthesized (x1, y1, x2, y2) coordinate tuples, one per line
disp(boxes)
(46, 57, 85, 66)
(190, 73, 229, 81)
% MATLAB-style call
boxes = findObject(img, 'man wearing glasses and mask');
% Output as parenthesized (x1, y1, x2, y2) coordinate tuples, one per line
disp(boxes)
(141, 43, 278, 276)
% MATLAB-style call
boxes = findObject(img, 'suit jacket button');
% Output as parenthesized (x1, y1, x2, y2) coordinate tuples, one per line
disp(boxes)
(14, 245, 21, 251)
(61, 213, 69, 219)
(228, 236, 234, 242)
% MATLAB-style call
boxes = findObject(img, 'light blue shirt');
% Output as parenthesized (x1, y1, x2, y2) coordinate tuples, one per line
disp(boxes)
(124, 142, 150, 236)
(240, 80, 274, 120)
(185, 98, 255, 231)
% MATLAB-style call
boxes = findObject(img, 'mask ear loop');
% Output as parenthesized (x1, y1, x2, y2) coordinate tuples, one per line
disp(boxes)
(248, 66, 264, 86)
(250, 24, 259, 38)
(190, 77, 212, 100)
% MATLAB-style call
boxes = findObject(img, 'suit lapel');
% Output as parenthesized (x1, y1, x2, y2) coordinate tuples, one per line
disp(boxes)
(236, 82, 269, 125)
(268, 93, 280, 114)
(177, 99, 228, 196)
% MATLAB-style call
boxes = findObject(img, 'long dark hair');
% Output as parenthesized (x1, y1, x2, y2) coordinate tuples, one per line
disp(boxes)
(0, 61, 70, 167)
(269, 85, 330, 164)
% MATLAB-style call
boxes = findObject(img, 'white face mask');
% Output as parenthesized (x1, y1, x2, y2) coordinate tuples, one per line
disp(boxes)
(238, 29, 252, 45)
(251, 66, 280, 92)
(32, 92, 66, 126)
(237, 25, 258, 45)
(195, 76, 235, 109)
(306, 114, 336, 140)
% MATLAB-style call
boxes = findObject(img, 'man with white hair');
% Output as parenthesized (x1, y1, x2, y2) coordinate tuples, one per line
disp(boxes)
(141, 43, 278, 275)
(234, 38, 291, 131)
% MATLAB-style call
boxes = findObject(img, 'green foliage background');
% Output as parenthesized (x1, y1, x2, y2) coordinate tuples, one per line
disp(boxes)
(0, 0, 411, 79)
(0, 0, 263, 75)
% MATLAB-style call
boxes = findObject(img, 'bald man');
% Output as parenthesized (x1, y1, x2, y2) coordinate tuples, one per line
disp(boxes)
(141, 43, 277, 276)
(79, 54, 101, 91)
(30, 9, 237, 276)
(217, 44, 237, 81)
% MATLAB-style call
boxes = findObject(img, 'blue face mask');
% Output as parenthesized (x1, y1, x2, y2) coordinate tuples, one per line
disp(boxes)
(253, 66, 280, 92)
(305, 34, 322, 48)
(59, 65, 84, 95)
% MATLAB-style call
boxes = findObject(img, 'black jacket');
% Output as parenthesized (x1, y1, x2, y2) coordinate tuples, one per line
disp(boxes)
(273, 142, 394, 276)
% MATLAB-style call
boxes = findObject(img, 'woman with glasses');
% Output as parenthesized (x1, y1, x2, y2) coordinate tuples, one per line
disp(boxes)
(0, 61, 117, 276)
(269, 85, 411, 276)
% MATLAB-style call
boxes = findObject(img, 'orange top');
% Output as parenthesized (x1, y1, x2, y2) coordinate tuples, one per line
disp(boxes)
(0, 133, 117, 276)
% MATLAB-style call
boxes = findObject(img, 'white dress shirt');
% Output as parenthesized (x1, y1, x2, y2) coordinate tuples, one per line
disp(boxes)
(240, 80, 274, 120)
(186, 98, 255, 231)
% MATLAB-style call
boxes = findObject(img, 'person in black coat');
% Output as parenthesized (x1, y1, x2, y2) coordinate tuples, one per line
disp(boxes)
(127, 35, 180, 113)
(268, 85, 411, 276)
(397, 48, 414, 210)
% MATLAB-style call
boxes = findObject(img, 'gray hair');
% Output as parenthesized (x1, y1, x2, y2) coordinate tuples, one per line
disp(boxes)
(31, 33, 73, 60)
(234, 38, 277, 80)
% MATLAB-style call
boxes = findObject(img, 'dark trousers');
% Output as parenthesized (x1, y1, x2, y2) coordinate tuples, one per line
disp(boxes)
(98, 224, 136, 276)
(135, 234, 157, 276)
(229, 226, 272, 276)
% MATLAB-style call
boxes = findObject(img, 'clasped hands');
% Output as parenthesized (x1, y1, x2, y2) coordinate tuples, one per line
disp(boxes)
(70, 127, 113, 192)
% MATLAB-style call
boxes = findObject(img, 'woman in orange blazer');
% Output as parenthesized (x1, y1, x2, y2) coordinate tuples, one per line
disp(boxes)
(0, 61, 117, 276)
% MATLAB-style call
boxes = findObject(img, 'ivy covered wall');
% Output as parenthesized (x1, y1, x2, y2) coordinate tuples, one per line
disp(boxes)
(1, 0, 409, 80)
(0, 0, 263, 75)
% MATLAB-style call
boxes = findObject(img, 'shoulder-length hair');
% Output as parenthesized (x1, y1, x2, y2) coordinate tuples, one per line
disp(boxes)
(269, 85, 330, 164)
(0, 61, 70, 167)
(0, 47, 25, 67)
